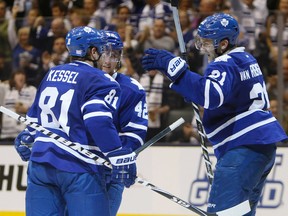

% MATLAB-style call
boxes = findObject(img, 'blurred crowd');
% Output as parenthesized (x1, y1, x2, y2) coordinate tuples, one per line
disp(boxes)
(0, 0, 287, 143)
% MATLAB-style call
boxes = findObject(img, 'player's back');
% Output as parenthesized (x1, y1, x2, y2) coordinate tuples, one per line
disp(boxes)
(28, 61, 122, 173)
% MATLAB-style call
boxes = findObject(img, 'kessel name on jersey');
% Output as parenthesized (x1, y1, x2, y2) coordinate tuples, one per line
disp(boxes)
(46, 70, 79, 84)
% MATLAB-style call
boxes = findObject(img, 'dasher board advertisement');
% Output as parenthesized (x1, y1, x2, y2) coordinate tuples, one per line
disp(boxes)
(0, 145, 287, 216)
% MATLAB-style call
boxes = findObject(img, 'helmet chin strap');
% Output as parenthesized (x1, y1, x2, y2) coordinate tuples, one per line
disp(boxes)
(87, 52, 102, 68)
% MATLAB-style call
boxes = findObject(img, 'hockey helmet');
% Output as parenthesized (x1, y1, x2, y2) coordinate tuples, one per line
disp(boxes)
(197, 13, 239, 48)
(105, 30, 124, 50)
(65, 26, 107, 57)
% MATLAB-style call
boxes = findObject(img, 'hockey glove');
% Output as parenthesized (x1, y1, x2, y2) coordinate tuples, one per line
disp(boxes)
(14, 130, 34, 161)
(142, 48, 188, 82)
(107, 148, 137, 188)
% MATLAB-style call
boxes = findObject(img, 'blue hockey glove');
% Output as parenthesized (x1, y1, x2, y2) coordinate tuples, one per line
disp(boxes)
(142, 48, 188, 82)
(107, 148, 137, 188)
(14, 131, 34, 161)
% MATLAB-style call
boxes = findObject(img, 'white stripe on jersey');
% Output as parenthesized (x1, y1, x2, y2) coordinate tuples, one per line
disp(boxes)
(206, 109, 261, 139)
(212, 82, 224, 107)
(81, 99, 108, 112)
(213, 117, 277, 150)
(204, 79, 224, 109)
(126, 122, 148, 131)
(204, 80, 210, 109)
(119, 132, 144, 145)
(35, 137, 102, 165)
(83, 111, 112, 120)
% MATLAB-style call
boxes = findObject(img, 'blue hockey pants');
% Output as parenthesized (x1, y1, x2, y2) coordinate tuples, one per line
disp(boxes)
(26, 161, 110, 216)
(207, 144, 276, 216)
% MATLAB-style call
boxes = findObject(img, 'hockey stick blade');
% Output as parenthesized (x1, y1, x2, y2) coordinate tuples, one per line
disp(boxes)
(134, 117, 185, 155)
(170, 0, 214, 185)
(137, 178, 217, 216)
(0, 106, 213, 215)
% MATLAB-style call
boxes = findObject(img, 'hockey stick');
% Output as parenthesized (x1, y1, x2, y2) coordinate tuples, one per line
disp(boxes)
(0, 106, 183, 163)
(170, 0, 214, 185)
(0, 106, 250, 216)
(0, 106, 207, 215)
(135, 117, 184, 154)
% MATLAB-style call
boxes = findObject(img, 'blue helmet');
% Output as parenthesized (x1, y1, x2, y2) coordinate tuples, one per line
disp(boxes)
(105, 30, 123, 50)
(197, 13, 239, 47)
(66, 26, 107, 57)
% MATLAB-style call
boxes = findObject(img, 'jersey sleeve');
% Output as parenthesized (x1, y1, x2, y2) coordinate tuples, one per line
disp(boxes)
(119, 90, 148, 151)
(114, 75, 148, 151)
(81, 80, 123, 154)
(171, 61, 234, 110)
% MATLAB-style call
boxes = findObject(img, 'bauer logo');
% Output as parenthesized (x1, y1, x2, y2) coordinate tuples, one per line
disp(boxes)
(168, 57, 185, 76)
(116, 155, 136, 164)
(188, 154, 284, 209)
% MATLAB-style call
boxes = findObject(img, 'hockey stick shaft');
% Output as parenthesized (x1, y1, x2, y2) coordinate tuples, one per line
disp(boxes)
(0, 106, 214, 215)
(134, 117, 185, 155)
(0, 106, 181, 162)
(170, 0, 214, 185)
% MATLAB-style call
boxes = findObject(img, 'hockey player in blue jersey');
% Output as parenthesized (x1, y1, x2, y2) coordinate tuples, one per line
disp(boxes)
(142, 13, 288, 216)
(101, 30, 148, 216)
(13, 26, 137, 216)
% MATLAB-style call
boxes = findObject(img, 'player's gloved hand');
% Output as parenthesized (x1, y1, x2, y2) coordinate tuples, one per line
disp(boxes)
(107, 148, 137, 188)
(14, 131, 34, 161)
(142, 48, 188, 82)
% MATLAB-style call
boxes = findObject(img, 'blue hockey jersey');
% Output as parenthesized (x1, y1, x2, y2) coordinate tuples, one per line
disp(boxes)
(112, 72, 148, 151)
(171, 47, 288, 159)
(26, 61, 122, 173)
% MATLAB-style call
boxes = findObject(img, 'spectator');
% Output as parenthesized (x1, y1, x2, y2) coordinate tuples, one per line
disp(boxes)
(141, 19, 176, 52)
(105, 4, 134, 31)
(116, 22, 145, 79)
(0, 54, 12, 81)
(231, 0, 268, 54)
(179, 0, 198, 29)
(27, 12, 49, 53)
(139, 70, 170, 141)
(265, 0, 288, 74)
(137, 0, 173, 34)
(83, 0, 106, 29)
(12, 26, 41, 87)
(69, 7, 90, 28)
(170, 9, 195, 54)
(51, 1, 71, 31)
(0, 0, 18, 78)
(0, 70, 36, 141)
(29, 15, 69, 54)
(22, 7, 40, 28)
(39, 36, 69, 83)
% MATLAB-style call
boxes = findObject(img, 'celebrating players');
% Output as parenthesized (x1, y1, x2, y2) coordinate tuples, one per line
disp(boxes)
(14, 26, 137, 216)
